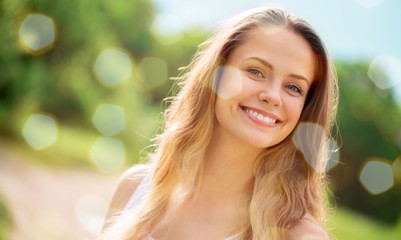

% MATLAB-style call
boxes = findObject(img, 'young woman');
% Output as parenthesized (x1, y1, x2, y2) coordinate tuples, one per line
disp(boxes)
(100, 7, 338, 240)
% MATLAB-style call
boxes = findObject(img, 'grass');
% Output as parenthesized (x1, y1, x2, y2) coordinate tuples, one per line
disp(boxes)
(2, 117, 401, 239)
(6, 102, 162, 170)
(329, 207, 401, 240)
(4, 122, 152, 169)
(0, 196, 11, 240)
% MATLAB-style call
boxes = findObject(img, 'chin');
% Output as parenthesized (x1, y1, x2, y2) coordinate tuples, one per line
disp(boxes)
(247, 138, 281, 150)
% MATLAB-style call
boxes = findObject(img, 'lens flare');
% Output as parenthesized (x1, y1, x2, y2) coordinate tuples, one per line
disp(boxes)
(74, 194, 108, 235)
(213, 66, 243, 100)
(136, 57, 168, 89)
(18, 13, 56, 55)
(292, 122, 327, 172)
(91, 104, 125, 136)
(151, 14, 183, 45)
(22, 114, 58, 150)
(368, 54, 401, 90)
(94, 48, 133, 87)
(326, 138, 340, 171)
(90, 137, 125, 173)
(359, 159, 394, 195)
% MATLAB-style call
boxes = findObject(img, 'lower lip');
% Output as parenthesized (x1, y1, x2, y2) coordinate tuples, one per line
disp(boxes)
(240, 107, 279, 128)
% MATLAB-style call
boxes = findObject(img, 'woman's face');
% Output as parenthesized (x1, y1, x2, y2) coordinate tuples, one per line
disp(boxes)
(214, 26, 315, 150)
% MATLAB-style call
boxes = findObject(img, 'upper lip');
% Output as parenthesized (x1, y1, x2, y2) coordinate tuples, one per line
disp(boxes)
(240, 105, 282, 123)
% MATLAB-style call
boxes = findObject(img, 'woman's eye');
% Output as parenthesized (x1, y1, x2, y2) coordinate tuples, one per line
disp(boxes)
(247, 68, 264, 78)
(286, 84, 303, 95)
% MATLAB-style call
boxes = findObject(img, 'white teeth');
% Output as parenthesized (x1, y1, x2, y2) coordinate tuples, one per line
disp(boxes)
(243, 108, 277, 124)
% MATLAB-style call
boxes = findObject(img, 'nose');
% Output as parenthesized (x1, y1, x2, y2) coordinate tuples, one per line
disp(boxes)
(258, 85, 282, 107)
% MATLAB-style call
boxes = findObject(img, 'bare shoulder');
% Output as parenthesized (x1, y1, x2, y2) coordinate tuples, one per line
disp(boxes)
(104, 164, 150, 224)
(289, 214, 330, 240)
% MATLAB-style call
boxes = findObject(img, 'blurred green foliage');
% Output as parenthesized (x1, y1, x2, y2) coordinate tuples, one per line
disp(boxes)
(331, 62, 401, 224)
(329, 207, 401, 240)
(0, 0, 205, 167)
(0, 0, 401, 234)
(0, 196, 11, 240)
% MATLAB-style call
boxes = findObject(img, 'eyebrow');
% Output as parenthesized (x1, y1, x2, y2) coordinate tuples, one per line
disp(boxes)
(245, 57, 311, 86)
(247, 57, 273, 70)
(289, 74, 311, 86)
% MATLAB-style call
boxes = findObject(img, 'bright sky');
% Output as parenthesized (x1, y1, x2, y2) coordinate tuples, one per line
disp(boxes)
(153, 0, 401, 102)
(153, 0, 401, 61)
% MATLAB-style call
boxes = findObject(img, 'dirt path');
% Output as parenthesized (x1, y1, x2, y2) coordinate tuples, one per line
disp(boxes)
(0, 146, 123, 240)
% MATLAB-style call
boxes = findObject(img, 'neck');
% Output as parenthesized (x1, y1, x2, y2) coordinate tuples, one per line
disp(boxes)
(200, 128, 261, 199)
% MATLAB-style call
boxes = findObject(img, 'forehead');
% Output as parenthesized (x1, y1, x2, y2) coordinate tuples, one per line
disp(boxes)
(227, 26, 316, 81)
(234, 26, 314, 59)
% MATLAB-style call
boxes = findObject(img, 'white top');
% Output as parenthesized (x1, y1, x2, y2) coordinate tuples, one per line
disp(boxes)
(124, 175, 241, 240)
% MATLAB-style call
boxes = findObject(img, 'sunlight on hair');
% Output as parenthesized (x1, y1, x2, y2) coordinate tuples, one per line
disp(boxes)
(355, 0, 385, 8)
(74, 194, 109, 236)
(359, 158, 394, 195)
(18, 13, 56, 55)
(90, 137, 125, 173)
(94, 48, 133, 87)
(22, 113, 58, 150)
(367, 54, 401, 90)
(292, 122, 326, 172)
(326, 138, 340, 171)
(92, 104, 125, 136)
(213, 66, 243, 100)
(392, 156, 401, 184)
(136, 57, 168, 90)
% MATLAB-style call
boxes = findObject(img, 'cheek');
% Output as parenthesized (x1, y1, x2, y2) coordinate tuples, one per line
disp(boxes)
(286, 99, 306, 126)
(216, 66, 244, 100)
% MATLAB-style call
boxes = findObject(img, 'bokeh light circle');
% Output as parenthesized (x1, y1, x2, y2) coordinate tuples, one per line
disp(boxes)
(137, 57, 168, 89)
(90, 137, 125, 173)
(74, 194, 108, 235)
(91, 104, 126, 136)
(94, 48, 133, 87)
(213, 66, 243, 100)
(326, 138, 340, 171)
(22, 114, 58, 150)
(359, 159, 394, 195)
(367, 54, 401, 90)
(151, 14, 183, 45)
(18, 13, 56, 55)
(292, 122, 326, 172)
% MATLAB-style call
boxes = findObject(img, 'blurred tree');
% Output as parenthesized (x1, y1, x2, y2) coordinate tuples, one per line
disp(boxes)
(0, 0, 156, 127)
(1, 0, 400, 227)
(0, 0, 206, 167)
(330, 62, 401, 225)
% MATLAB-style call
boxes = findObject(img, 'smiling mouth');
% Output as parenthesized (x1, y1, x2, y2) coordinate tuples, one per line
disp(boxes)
(240, 106, 280, 124)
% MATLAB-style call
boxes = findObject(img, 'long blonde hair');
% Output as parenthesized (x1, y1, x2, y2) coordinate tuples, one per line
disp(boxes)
(100, 7, 338, 240)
